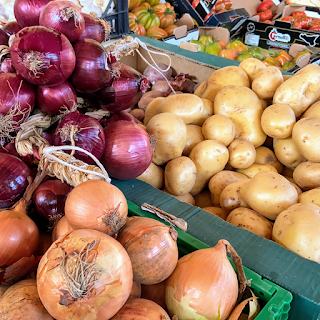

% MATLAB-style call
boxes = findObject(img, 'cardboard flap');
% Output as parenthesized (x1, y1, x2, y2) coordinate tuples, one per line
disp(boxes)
(179, 41, 202, 52)
(173, 25, 188, 39)
(289, 44, 311, 67)
(288, 0, 320, 6)
(175, 13, 195, 30)
(282, 4, 306, 16)
(198, 26, 230, 42)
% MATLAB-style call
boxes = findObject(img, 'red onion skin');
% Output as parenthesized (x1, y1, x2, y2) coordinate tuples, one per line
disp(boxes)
(0, 29, 9, 46)
(36, 81, 77, 115)
(0, 73, 35, 126)
(54, 111, 106, 164)
(102, 121, 153, 180)
(0, 59, 15, 74)
(2, 21, 22, 36)
(10, 26, 76, 87)
(100, 111, 137, 127)
(0, 141, 20, 158)
(14, 0, 52, 28)
(69, 39, 110, 93)
(0, 153, 31, 209)
(32, 180, 73, 223)
(39, 0, 85, 43)
(79, 13, 106, 43)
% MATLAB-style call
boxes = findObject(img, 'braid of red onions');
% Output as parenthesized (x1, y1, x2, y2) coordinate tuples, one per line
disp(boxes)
(79, 13, 110, 43)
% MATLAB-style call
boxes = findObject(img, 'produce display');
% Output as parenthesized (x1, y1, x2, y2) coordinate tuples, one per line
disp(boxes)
(278, 10, 320, 31)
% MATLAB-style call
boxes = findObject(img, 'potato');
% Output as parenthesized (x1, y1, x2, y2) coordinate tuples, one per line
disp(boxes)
(201, 114, 235, 146)
(202, 207, 228, 220)
(239, 58, 266, 82)
(162, 188, 195, 206)
(130, 108, 145, 122)
(194, 66, 250, 103)
(283, 75, 292, 81)
(273, 203, 320, 263)
(236, 163, 277, 178)
(293, 161, 320, 190)
(214, 85, 266, 147)
(208, 171, 249, 206)
(292, 117, 320, 162)
(282, 166, 294, 177)
(301, 101, 320, 118)
(156, 93, 204, 124)
(164, 156, 197, 196)
(227, 138, 256, 169)
(252, 66, 284, 100)
(182, 125, 204, 156)
(259, 99, 269, 110)
(144, 97, 165, 125)
(194, 189, 214, 208)
(273, 137, 306, 169)
(298, 188, 320, 206)
(261, 104, 296, 139)
(244, 171, 298, 220)
(254, 146, 283, 173)
(136, 162, 164, 189)
(220, 179, 250, 212)
(146, 113, 187, 165)
(273, 64, 320, 117)
(189, 140, 229, 196)
(227, 208, 273, 239)
(191, 98, 214, 126)
(138, 91, 166, 110)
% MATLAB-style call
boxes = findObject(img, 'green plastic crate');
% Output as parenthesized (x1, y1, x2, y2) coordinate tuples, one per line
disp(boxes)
(127, 200, 293, 320)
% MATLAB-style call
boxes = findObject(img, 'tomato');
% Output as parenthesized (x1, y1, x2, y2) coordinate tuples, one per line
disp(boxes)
(264, 20, 275, 24)
(273, 50, 293, 66)
(218, 40, 228, 49)
(144, 0, 160, 6)
(212, 0, 232, 11)
(257, 0, 274, 13)
(237, 51, 253, 62)
(128, 0, 143, 11)
(132, 6, 160, 29)
(153, 3, 176, 29)
(226, 40, 248, 54)
(309, 18, 320, 27)
(205, 42, 222, 55)
(223, 0, 232, 10)
(282, 60, 296, 71)
(279, 16, 295, 23)
(164, 24, 178, 36)
(263, 57, 281, 67)
(214, 0, 225, 11)
(219, 49, 237, 60)
(256, 9, 273, 22)
(198, 33, 214, 46)
(129, 12, 147, 37)
(308, 24, 320, 31)
(293, 17, 312, 30)
(190, 40, 206, 52)
(146, 26, 168, 39)
(291, 11, 306, 19)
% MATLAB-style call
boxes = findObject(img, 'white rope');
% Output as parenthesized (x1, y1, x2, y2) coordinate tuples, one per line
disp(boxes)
(43, 145, 111, 183)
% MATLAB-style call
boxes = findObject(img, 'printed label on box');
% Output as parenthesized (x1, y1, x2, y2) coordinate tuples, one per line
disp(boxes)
(268, 28, 291, 43)
(245, 33, 260, 46)
(266, 40, 290, 49)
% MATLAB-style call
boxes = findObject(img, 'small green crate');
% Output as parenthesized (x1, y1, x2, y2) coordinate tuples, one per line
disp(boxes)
(127, 201, 293, 320)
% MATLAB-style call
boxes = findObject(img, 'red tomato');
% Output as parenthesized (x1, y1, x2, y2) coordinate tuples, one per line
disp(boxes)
(279, 16, 295, 23)
(257, 0, 274, 13)
(292, 17, 312, 29)
(308, 24, 320, 31)
(256, 9, 273, 22)
(291, 11, 306, 19)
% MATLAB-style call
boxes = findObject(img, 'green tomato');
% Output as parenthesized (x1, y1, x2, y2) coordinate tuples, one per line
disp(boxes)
(198, 33, 214, 46)
(190, 40, 205, 52)
(205, 42, 222, 56)
(237, 51, 253, 62)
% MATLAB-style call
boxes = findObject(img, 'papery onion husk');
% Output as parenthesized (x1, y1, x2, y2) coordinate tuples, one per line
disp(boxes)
(10, 26, 76, 86)
(32, 179, 73, 225)
(69, 38, 110, 93)
(0, 153, 31, 209)
(101, 121, 153, 180)
(0, 279, 54, 319)
(79, 13, 108, 43)
(2, 21, 22, 36)
(52, 215, 74, 242)
(54, 110, 105, 164)
(64, 180, 128, 236)
(14, 0, 52, 28)
(39, 0, 85, 43)
(37, 229, 133, 320)
(0, 29, 8, 46)
(117, 216, 178, 285)
(165, 240, 244, 320)
(36, 81, 77, 115)
(110, 298, 170, 320)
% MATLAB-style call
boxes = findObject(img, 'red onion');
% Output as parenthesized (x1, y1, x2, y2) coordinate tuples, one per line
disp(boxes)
(0, 153, 31, 208)
(54, 111, 105, 164)
(36, 81, 77, 115)
(101, 121, 153, 180)
(0, 140, 20, 158)
(0, 58, 15, 74)
(14, 0, 52, 28)
(2, 21, 22, 36)
(93, 63, 147, 113)
(39, 0, 85, 43)
(69, 39, 110, 93)
(79, 13, 108, 43)
(32, 179, 73, 225)
(0, 30, 9, 46)
(100, 111, 137, 127)
(10, 26, 76, 87)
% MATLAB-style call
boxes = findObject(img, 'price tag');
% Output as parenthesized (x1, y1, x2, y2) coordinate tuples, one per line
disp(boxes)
(244, 33, 260, 47)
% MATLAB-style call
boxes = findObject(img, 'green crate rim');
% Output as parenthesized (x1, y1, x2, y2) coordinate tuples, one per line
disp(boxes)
(127, 200, 293, 320)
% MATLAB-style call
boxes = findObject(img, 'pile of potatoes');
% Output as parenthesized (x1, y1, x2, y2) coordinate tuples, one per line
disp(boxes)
(137, 60, 320, 264)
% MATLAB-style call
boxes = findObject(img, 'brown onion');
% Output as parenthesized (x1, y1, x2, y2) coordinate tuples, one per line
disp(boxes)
(65, 180, 128, 236)
(111, 298, 170, 320)
(0, 279, 53, 319)
(128, 280, 141, 300)
(52, 215, 74, 242)
(141, 281, 167, 310)
(165, 239, 248, 320)
(37, 229, 133, 320)
(117, 216, 178, 285)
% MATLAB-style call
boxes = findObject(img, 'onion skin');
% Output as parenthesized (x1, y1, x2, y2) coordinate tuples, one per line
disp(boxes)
(0, 279, 54, 319)
(39, 0, 85, 43)
(117, 216, 178, 285)
(65, 180, 128, 236)
(37, 229, 133, 320)
(110, 298, 170, 320)
(100, 111, 137, 127)
(0, 153, 31, 209)
(102, 121, 153, 180)
(128, 281, 141, 300)
(0, 29, 9, 45)
(10, 26, 76, 87)
(2, 21, 22, 36)
(143, 63, 172, 85)
(36, 81, 77, 115)
(165, 241, 239, 320)
(79, 13, 107, 43)
(52, 216, 74, 242)
(141, 281, 167, 310)
(69, 39, 110, 93)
